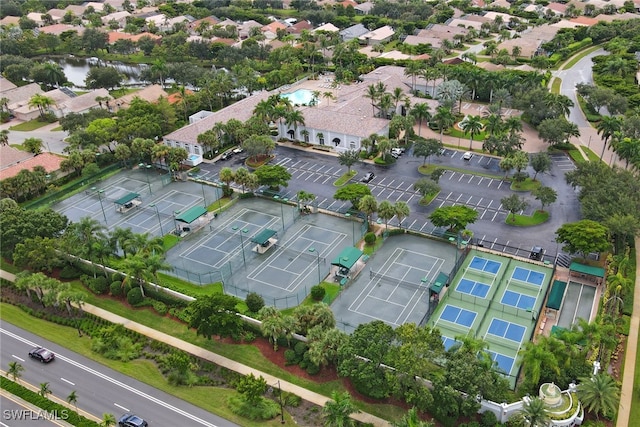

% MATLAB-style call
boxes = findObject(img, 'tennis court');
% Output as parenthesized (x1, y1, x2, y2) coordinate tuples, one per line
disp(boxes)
(428, 249, 553, 387)
(331, 234, 455, 332)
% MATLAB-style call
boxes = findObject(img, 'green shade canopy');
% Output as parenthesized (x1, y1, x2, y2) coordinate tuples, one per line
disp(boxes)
(546, 280, 567, 310)
(430, 272, 449, 294)
(331, 247, 363, 269)
(569, 262, 605, 278)
(175, 206, 207, 224)
(251, 229, 277, 245)
(114, 192, 140, 206)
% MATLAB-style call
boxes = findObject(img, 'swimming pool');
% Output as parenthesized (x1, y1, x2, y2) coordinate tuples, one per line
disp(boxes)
(282, 89, 317, 106)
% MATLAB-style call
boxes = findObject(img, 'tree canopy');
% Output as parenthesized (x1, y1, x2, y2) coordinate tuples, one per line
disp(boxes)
(555, 220, 610, 256)
(428, 205, 478, 231)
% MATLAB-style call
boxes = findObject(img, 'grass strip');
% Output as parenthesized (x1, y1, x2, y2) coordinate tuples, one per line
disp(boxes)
(9, 120, 51, 131)
(505, 210, 549, 226)
(334, 171, 356, 186)
(418, 163, 503, 180)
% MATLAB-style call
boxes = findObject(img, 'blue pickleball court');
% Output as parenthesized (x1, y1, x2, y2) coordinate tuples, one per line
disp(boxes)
(469, 256, 502, 274)
(487, 318, 526, 343)
(501, 290, 537, 310)
(487, 351, 515, 375)
(440, 305, 477, 327)
(456, 278, 491, 298)
(511, 267, 546, 286)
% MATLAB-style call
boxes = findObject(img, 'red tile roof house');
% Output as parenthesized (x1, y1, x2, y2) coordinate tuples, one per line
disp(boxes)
(161, 66, 444, 164)
(0, 148, 64, 181)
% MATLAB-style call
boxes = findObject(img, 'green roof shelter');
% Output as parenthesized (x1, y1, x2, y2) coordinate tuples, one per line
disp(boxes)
(569, 262, 605, 285)
(251, 229, 278, 254)
(429, 272, 449, 296)
(175, 206, 208, 224)
(331, 247, 363, 270)
(114, 192, 141, 213)
(546, 280, 567, 311)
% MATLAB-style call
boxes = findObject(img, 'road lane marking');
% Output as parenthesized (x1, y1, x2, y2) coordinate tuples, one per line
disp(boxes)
(114, 403, 130, 412)
(11, 355, 24, 362)
(61, 377, 75, 386)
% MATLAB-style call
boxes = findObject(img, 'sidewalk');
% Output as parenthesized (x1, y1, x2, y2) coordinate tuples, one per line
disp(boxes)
(616, 235, 640, 427)
(0, 269, 390, 427)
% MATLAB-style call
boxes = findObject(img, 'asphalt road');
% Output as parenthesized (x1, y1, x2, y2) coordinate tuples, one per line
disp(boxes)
(0, 322, 238, 427)
(199, 144, 581, 264)
(0, 394, 63, 426)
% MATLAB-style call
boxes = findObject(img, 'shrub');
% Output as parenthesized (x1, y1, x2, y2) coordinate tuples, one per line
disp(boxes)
(306, 363, 320, 375)
(110, 281, 123, 297)
(152, 300, 168, 315)
(242, 331, 256, 342)
(364, 232, 376, 245)
(481, 410, 498, 427)
(282, 392, 302, 407)
(126, 287, 143, 305)
(310, 285, 326, 301)
(142, 285, 189, 308)
(59, 264, 81, 279)
(227, 395, 280, 420)
(245, 292, 265, 313)
(87, 276, 108, 294)
(284, 350, 300, 366)
(294, 342, 308, 356)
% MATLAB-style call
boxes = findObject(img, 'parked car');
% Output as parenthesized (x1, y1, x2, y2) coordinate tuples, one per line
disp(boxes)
(220, 152, 231, 160)
(28, 347, 55, 363)
(391, 147, 404, 155)
(118, 414, 148, 427)
(232, 147, 243, 154)
(462, 151, 473, 160)
(529, 246, 545, 261)
(361, 172, 375, 183)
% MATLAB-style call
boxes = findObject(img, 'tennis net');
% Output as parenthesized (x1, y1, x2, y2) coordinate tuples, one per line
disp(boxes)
(370, 270, 430, 292)
(277, 245, 326, 264)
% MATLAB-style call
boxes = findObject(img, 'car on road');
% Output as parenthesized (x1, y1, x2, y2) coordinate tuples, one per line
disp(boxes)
(462, 151, 473, 160)
(360, 172, 375, 183)
(232, 147, 243, 154)
(391, 147, 404, 155)
(118, 414, 148, 427)
(28, 347, 55, 363)
(220, 152, 232, 160)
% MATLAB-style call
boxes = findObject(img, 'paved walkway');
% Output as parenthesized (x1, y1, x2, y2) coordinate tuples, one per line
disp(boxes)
(616, 235, 640, 427)
(0, 269, 390, 427)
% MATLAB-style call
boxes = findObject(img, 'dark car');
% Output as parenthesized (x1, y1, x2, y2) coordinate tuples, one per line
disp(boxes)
(28, 347, 55, 363)
(361, 172, 375, 183)
(118, 414, 148, 427)
(529, 246, 545, 261)
(220, 152, 232, 160)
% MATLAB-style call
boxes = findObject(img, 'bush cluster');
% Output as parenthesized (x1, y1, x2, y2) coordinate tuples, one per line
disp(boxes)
(126, 288, 143, 305)
(83, 275, 108, 294)
(310, 285, 326, 301)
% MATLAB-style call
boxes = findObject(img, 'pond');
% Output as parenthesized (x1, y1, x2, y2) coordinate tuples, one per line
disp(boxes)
(47, 56, 148, 88)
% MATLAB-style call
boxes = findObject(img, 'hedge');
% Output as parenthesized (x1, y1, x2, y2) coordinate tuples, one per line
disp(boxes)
(0, 377, 100, 427)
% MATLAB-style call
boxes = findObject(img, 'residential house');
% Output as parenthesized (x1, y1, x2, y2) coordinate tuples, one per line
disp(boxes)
(0, 16, 21, 27)
(12, 88, 72, 121)
(359, 25, 395, 46)
(0, 77, 17, 92)
(64, 5, 87, 17)
(46, 9, 67, 22)
(101, 11, 131, 28)
(26, 12, 49, 27)
(340, 23, 369, 41)
(2, 83, 44, 116)
(54, 89, 110, 117)
(313, 23, 339, 34)
(113, 85, 169, 110)
(286, 20, 313, 35)
(238, 20, 262, 39)
(84, 2, 105, 12)
(354, 2, 375, 15)
(190, 15, 220, 32)
(38, 24, 84, 36)
(261, 20, 287, 40)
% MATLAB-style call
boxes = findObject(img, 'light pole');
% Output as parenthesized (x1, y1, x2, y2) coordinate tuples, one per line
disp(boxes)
(309, 247, 321, 283)
(91, 187, 107, 224)
(345, 213, 356, 246)
(149, 203, 164, 236)
(274, 196, 289, 230)
(173, 210, 181, 234)
(139, 163, 152, 194)
(201, 182, 207, 209)
(232, 225, 249, 268)
(277, 381, 285, 424)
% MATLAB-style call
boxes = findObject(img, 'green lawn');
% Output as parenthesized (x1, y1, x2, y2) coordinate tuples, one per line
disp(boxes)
(334, 170, 356, 186)
(162, 234, 180, 251)
(505, 210, 549, 226)
(581, 145, 603, 163)
(550, 78, 562, 94)
(417, 163, 502, 180)
(362, 235, 383, 256)
(9, 120, 52, 131)
(448, 128, 487, 141)
(510, 178, 541, 192)
(156, 272, 223, 298)
(561, 45, 602, 70)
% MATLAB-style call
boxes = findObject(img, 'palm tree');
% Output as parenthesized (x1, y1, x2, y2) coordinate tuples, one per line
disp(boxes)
(577, 373, 620, 419)
(432, 107, 456, 143)
(391, 87, 406, 116)
(322, 391, 359, 427)
(358, 195, 378, 224)
(28, 94, 55, 118)
(6, 361, 24, 382)
(410, 103, 431, 137)
(66, 390, 78, 411)
(519, 397, 549, 427)
(392, 407, 434, 427)
(394, 201, 410, 229)
(101, 413, 117, 427)
(378, 200, 395, 229)
(518, 338, 560, 386)
(0, 129, 9, 146)
(258, 307, 285, 350)
(150, 59, 167, 88)
(364, 84, 381, 117)
(219, 167, 235, 193)
(596, 116, 622, 159)
(285, 110, 305, 140)
(544, 93, 573, 118)
(459, 115, 484, 150)
(39, 382, 52, 398)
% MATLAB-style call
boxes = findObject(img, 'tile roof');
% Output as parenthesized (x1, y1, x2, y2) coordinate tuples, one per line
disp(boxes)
(0, 152, 64, 180)
(0, 145, 32, 170)
(39, 24, 84, 35)
(2, 84, 44, 110)
(0, 77, 17, 91)
(57, 88, 110, 115)
(115, 85, 168, 108)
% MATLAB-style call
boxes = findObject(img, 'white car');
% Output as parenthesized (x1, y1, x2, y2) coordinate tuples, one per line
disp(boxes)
(232, 147, 243, 154)
(462, 151, 473, 160)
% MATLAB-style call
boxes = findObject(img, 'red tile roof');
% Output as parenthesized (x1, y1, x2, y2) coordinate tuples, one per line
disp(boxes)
(0, 152, 64, 180)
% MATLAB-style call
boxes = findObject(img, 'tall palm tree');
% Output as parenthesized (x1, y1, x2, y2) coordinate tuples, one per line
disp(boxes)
(358, 195, 378, 224)
(518, 338, 560, 386)
(433, 107, 455, 143)
(66, 390, 78, 411)
(322, 391, 359, 427)
(100, 413, 116, 427)
(28, 94, 55, 118)
(0, 129, 10, 146)
(391, 87, 406, 116)
(410, 103, 431, 137)
(577, 373, 620, 419)
(460, 115, 484, 150)
(285, 110, 305, 140)
(394, 201, 410, 229)
(364, 84, 381, 117)
(596, 116, 622, 159)
(519, 397, 549, 427)
(7, 361, 24, 382)
(39, 382, 52, 398)
(544, 93, 573, 118)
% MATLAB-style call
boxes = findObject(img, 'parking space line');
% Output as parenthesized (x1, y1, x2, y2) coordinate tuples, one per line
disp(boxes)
(481, 209, 488, 220)
(396, 181, 404, 189)
(313, 175, 324, 182)
(468, 175, 474, 184)
(492, 211, 499, 221)
(388, 179, 396, 187)
(458, 174, 465, 182)
(322, 176, 332, 184)
(448, 172, 455, 180)
(408, 219, 417, 229)
(466, 195, 473, 204)
(455, 194, 462, 202)
(497, 181, 504, 189)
